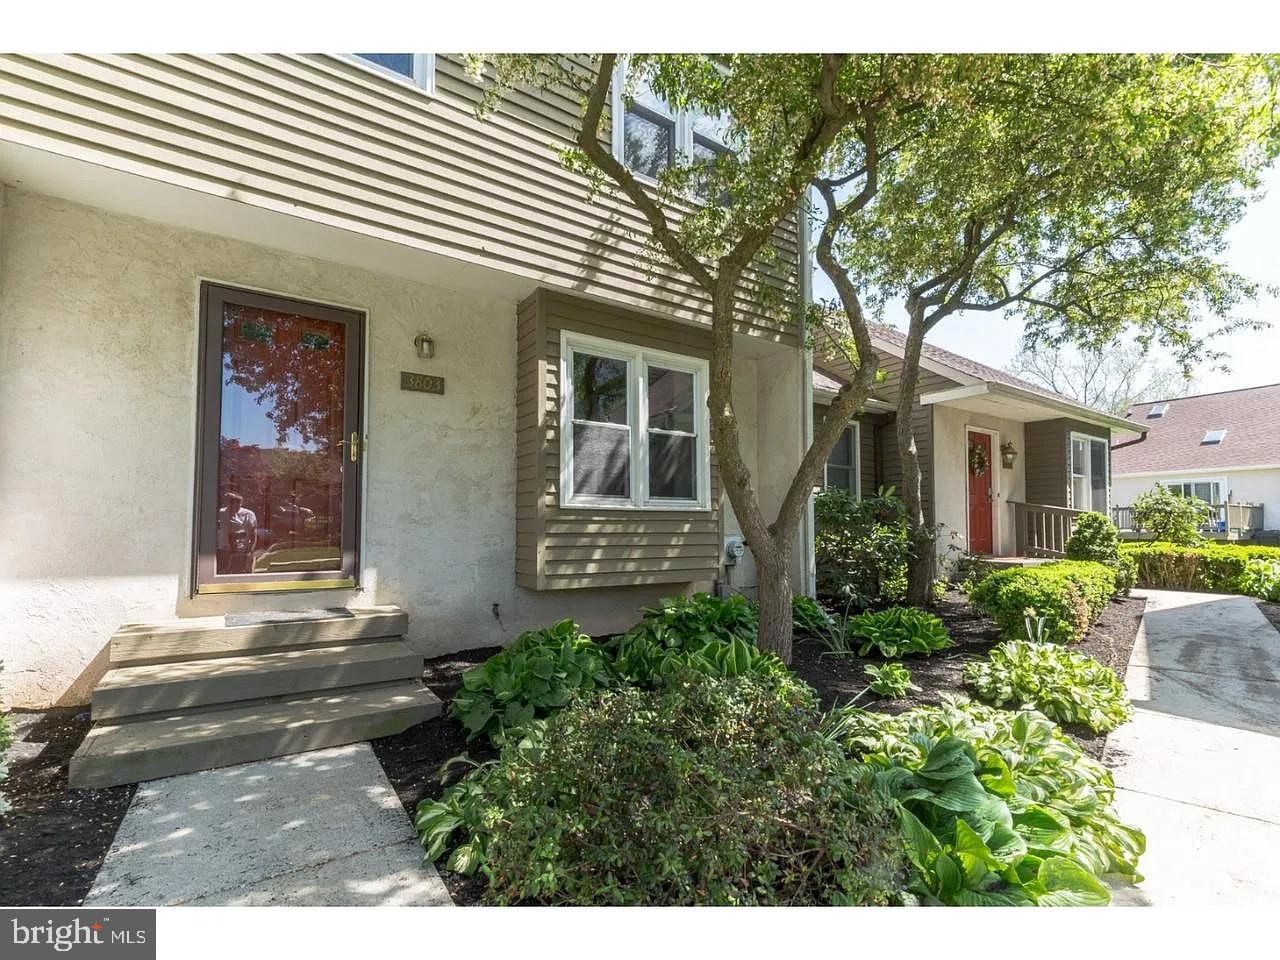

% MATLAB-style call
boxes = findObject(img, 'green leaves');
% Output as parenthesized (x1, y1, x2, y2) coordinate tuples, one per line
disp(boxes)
(824, 605, 954, 658)
(836, 696, 1145, 906)
(964, 638, 1135, 733)
(969, 561, 1116, 643)
(863, 662, 919, 699)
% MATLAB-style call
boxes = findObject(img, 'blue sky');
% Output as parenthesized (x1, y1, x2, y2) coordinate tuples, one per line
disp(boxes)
(811, 166, 1280, 395)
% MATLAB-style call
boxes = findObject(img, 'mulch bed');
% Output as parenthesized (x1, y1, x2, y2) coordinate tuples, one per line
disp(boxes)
(792, 590, 1147, 758)
(0, 710, 136, 907)
(370, 646, 502, 907)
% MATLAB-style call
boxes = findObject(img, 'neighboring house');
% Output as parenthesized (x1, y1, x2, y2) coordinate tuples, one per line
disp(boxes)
(1111, 384, 1280, 539)
(813, 324, 1144, 561)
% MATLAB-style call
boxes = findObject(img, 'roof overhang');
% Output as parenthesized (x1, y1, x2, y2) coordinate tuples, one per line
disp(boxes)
(919, 382, 1149, 435)
(812, 383, 896, 414)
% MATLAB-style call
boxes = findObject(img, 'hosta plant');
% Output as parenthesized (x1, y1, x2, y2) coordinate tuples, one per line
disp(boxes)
(827, 696, 1144, 906)
(621, 592, 758, 650)
(963, 639, 1134, 732)
(450, 619, 614, 745)
(792, 594, 834, 637)
(611, 633, 789, 686)
(864, 662, 919, 700)
(827, 606, 954, 658)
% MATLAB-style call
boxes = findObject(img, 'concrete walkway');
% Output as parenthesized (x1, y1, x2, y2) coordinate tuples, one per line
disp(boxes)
(1107, 590, 1280, 906)
(84, 743, 451, 906)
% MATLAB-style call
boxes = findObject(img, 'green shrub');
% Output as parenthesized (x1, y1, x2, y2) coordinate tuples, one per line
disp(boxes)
(831, 606, 954, 658)
(1131, 485, 1213, 545)
(828, 696, 1144, 905)
(418, 672, 905, 905)
(792, 594, 833, 636)
(1120, 541, 1280, 593)
(1065, 512, 1135, 595)
(969, 561, 1116, 643)
(864, 662, 919, 699)
(963, 639, 1133, 732)
(815, 486, 911, 607)
(621, 592, 758, 649)
(611, 632, 790, 686)
(450, 620, 615, 745)
(1241, 558, 1280, 601)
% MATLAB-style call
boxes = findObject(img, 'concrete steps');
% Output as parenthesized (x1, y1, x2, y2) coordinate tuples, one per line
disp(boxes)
(70, 681, 439, 789)
(70, 606, 440, 788)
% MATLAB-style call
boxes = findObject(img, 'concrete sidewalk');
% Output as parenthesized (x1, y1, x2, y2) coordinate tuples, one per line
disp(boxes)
(84, 743, 451, 906)
(1106, 590, 1280, 906)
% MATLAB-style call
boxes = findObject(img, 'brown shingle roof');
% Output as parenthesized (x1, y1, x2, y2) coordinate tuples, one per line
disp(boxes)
(1111, 383, 1280, 474)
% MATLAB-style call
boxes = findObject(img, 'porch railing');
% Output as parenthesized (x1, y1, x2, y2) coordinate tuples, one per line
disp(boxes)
(1012, 502, 1084, 558)
(1112, 502, 1264, 539)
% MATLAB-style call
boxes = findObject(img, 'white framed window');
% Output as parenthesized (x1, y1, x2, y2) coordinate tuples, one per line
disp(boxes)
(1069, 432, 1110, 513)
(349, 54, 436, 94)
(1160, 478, 1225, 504)
(611, 62, 732, 185)
(560, 330, 711, 511)
(824, 423, 861, 497)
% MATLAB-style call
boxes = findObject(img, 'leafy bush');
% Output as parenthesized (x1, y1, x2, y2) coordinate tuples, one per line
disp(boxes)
(621, 592, 758, 649)
(611, 632, 789, 686)
(1131, 485, 1213, 545)
(963, 639, 1133, 732)
(828, 696, 1144, 905)
(815, 486, 911, 607)
(450, 620, 614, 745)
(864, 662, 919, 699)
(825, 606, 954, 658)
(969, 561, 1116, 644)
(1120, 541, 1280, 594)
(1066, 512, 1135, 595)
(418, 672, 905, 905)
(792, 594, 833, 636)
(1241, 558, 1280, 601)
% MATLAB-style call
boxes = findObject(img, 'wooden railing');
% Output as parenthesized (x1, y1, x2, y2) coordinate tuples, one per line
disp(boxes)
(1013, 502, 1084, 558)
(1113, 502, 1264, 539)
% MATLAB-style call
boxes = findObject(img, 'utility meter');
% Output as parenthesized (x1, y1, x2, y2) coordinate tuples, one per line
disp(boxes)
(724, 536, 747, 565)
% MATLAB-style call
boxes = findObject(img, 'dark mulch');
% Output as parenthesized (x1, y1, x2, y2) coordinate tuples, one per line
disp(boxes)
(1257, 601, 1280, 635)
(0, 710, 136, 907)
(792, 590, 1147, 758)
(370, 646, 502, 907)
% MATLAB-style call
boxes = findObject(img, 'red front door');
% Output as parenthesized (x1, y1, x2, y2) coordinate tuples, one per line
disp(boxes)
(967, 431, 994, 555)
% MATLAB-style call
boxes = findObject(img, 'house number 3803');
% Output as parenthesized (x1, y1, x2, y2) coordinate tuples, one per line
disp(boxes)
(400, 371, 445, 395)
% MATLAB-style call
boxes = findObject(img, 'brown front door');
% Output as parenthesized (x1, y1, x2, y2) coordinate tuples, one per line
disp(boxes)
(194, 283, 364, 594)
(967, 430, 994, 555)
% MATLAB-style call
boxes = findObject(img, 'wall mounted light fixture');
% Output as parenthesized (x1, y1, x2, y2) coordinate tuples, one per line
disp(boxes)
(1000, 441, 1018, 469)
(414, 332, 435, 360)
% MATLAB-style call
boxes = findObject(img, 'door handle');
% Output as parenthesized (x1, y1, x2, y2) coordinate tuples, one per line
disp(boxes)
(338, 432, 359, 463)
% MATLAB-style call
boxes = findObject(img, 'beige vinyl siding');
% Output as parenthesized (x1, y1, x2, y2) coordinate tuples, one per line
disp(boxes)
(1024, 418, 1110, 508)
(0, 53, 798, 342)
(515, 288, 721, 590)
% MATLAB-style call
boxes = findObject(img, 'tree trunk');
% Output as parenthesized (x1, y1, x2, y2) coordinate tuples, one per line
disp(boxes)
(754, 540, 794, 662)
(897, 309, 938, 606)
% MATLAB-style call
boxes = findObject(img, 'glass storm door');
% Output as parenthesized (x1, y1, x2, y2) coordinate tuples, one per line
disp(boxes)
(194, 283, 364, 593)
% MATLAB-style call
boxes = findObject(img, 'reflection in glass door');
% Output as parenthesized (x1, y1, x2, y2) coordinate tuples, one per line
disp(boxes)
(194, 284, 364, 593)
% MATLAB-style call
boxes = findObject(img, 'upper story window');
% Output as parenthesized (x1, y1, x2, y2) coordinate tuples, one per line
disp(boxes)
(824, 423, 860, 496)
(560, 330, 710, 511)
(612, 65, 732, 186)
(351, 54, 435, 93)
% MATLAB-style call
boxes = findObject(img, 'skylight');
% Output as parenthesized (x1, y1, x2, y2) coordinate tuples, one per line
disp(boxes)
(1148, 403, 1168, 418)
(1202, 428, 1227, 445)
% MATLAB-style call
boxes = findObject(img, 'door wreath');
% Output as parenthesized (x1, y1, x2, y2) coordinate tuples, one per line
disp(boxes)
(968, 440, 990, 477)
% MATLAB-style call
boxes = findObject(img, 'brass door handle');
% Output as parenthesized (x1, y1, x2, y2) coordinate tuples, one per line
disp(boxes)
(338, 433, 359, 463)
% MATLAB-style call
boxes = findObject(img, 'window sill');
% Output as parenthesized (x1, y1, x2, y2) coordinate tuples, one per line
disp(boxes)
(559, 499, 711, 513)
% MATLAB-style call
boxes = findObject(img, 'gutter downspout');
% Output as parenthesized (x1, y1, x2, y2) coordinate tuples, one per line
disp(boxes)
(798, 188, 817, 598)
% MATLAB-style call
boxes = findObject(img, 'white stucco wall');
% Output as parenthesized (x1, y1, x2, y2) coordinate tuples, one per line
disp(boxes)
(930, 405, 1027, 560)
(0, 191, 740, 707)
(1113, 468, 1280, 533)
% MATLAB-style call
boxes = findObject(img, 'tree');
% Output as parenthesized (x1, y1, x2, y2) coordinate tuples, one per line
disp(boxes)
(819, 54, 1280, 601)
(1007, 341, 1194, 415)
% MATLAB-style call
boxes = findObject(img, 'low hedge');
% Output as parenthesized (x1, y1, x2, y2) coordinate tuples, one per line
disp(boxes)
(969, 561, 1116, 644)
(1119, 541, 1280, 595)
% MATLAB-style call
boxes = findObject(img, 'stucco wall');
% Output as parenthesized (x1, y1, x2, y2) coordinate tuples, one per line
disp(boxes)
(720, 354, 761, 598)
(0, 191, 732, 707)
(931, 405, 1027, 559)
(1113, 469, 1280, 533)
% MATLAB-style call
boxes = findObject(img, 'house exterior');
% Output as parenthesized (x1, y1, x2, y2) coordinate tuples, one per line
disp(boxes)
(0, 53, 810, 713)
(1111, 384, 1279, 539)
(813, 325, 1145, 561)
